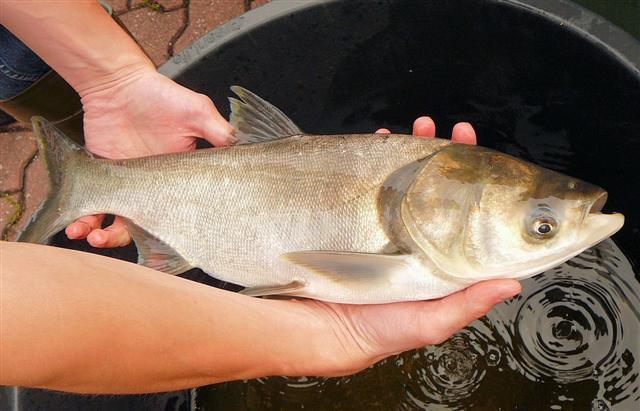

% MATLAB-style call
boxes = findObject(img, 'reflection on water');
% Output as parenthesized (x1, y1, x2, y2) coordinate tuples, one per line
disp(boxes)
(400, 325, 500, 410)
(197, 239, 639, 410)
(488, 240, 639, 409)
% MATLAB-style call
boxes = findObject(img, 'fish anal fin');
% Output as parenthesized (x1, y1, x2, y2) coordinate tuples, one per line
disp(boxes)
(282, 251, 413, 287)
(122, 218, 192, 276)
(239, 281, 305, 298)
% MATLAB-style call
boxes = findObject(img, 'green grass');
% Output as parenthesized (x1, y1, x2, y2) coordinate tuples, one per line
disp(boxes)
(572, 0, 640, 40)
(142, 0, 161, 11)
(1, 193, 23, 240)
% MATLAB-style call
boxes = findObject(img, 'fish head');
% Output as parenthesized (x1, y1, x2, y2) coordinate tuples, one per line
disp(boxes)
(401, 144, 624, 281)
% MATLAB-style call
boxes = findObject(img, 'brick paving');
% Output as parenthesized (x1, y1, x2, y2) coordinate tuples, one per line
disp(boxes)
(0, 0, 269, 240)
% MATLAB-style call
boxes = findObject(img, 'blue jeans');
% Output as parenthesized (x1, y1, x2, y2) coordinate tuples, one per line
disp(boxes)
(0, 25, 50, 100)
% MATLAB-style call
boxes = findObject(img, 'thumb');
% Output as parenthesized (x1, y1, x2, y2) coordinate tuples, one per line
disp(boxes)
(192, 94, 236, 146)
(350, 280, 521, 360)
(417, 280, 521, 345)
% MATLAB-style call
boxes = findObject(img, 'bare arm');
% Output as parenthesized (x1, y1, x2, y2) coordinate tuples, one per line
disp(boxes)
(0, 241, 519, 394)
(0, 241, 326, 393)
(0, 0, 232, 147)
(0, 1, 153, 95)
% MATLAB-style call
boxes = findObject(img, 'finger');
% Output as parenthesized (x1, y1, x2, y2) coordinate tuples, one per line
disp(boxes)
(421, 279, 521, 344)
(65, 215, 106, 239)
(193, 94, 237, 146)
(86, 216, 132, 248)
(375, 128, 391, 134)
(412, 116, 436, 138)
(451, 122, 477, 145)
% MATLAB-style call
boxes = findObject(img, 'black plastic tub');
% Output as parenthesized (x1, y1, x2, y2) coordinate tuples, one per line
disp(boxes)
(162, 0, 640, 269)
(161, 0, 640, 409)
(5, 0, 639, 409)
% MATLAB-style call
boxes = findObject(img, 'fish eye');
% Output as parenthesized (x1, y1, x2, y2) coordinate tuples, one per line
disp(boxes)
(526, 206, 559, 239)
(531, 216, 558, 238)
(537, 222, 552, 234)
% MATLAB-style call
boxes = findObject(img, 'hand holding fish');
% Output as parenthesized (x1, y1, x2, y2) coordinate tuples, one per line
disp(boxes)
(82, 69, 236, 158)
(279, 278, 521, 377)
(2, 114, 519, 393)
(65, 69, 235, 247)
(376, 116, 477, 146)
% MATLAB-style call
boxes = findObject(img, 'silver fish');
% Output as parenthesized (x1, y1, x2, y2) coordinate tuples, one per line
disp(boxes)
(18, 87, 624, 304)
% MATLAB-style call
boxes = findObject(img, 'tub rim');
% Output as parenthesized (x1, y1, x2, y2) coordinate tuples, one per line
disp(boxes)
(159, 0, 640, 80)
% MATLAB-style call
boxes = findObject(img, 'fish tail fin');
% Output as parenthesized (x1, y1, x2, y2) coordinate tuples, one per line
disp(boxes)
(16, 117, 93, 244)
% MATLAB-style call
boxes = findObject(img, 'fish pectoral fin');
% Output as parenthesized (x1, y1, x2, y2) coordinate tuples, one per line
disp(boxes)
(228, 86, 303, 144)
(239, 280, 306, 298)
(121, 218, 192, 276)
(282, 251, 413, 286)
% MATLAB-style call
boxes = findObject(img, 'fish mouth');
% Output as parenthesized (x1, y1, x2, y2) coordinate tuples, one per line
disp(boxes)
(582, 190, 624, 245)
(589, 191, 607, 214)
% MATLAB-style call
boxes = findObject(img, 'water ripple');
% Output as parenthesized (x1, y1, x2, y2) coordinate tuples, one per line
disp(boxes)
(398, 322, 503, 410)
(490, 239, 639, 407)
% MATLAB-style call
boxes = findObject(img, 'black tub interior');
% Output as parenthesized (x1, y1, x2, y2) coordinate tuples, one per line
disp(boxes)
(173, 0, 640, 409)
(178, 0, 639, 267)
(11, 0, 639, 409)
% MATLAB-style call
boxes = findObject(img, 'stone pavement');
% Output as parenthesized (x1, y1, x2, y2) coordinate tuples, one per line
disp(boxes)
(0, 0, 269, 240)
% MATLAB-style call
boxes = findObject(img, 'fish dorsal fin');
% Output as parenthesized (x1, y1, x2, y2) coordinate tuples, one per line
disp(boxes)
(282, 251, 414, 288)
(229, 86, 303, 144)
(122, 218, 192, 275)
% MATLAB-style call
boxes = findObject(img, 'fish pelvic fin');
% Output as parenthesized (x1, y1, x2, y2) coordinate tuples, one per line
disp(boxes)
(16, 117, 93, 244)
(282, 251, 415, 289)
(228, 86, 303, 144)
(121, 218, 193, 275)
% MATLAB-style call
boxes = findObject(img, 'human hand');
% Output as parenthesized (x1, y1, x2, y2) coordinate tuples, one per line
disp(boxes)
(65, 68, 235, 247)
(277, 279, 520, 376)
(376, 115, 477, 144)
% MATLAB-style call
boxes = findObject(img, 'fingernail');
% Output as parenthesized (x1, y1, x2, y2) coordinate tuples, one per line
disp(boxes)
(414, 116, 434, 126)
(65, 227, 78, 239)
(88, 231, 105, 246)
(498, 281, 522, 301)
(227, 128, 239, 145)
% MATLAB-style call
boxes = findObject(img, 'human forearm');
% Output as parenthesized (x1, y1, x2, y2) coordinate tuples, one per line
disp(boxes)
(0, 241, 320, 393)
(0, 241, 520, 393)
(0, 0, 154, 96)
